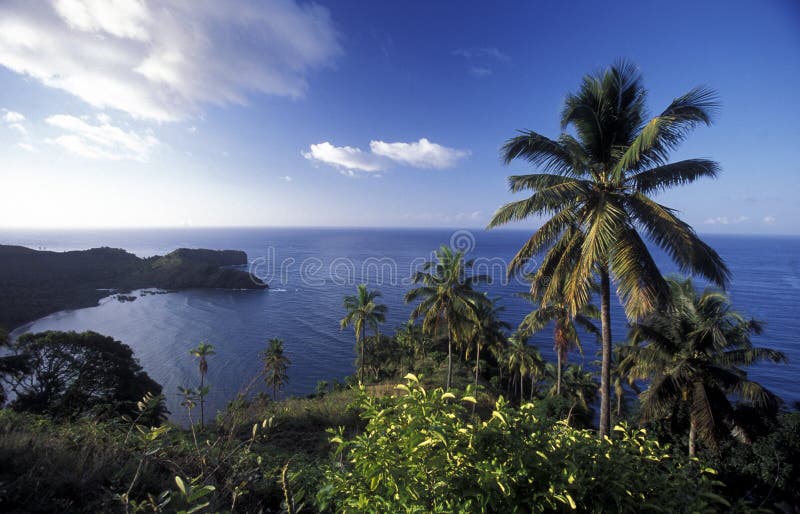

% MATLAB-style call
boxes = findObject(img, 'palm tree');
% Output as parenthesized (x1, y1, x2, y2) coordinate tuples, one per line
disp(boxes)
(553, 364, 599, 417)
(618, 277, 786, 456)
(340, 284, 387, 383)
(488, 61, 729, 437)
(262, 338, 291, 401)
(189, 342, 215, 426)
(505, 332, 544, 402)
(611, 343, 641, 419)
(405, 245, 488, 390)
(468, 297, 510, 391)
(518, 284, 599, 397)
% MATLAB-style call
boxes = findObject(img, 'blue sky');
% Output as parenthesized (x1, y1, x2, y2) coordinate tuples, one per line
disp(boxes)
(0, 0, 798, 233)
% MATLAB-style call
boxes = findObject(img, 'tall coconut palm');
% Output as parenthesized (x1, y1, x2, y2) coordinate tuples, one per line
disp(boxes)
(505, 332, 544, 402)
(262, 338, 291, 401)
(618, 277, 786, 456)
(518, 284, 599, 397)
(405, 245, 488, 390)
(467, 297, 510, 391)
(340, 284, 387, 383)
(190, 342, 215, 427)
(488, 61, 729, 437)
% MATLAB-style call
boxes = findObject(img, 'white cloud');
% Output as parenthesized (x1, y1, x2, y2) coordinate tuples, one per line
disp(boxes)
(280, 175, 292, 182)
(2, 110, 25, 122)
(469, 66, 492, 77)
(703, 215, 748, 225)
(8, 122, 27, 135)
(452, 47, 509, 61)
(452, 46, 509, 77)
(303, 141, 385, 172)
(0, 0, 341, 121)
(370, 138, 469, 169)
(46, 113, 158, 161)
(763, 215, 776, 224)
(187, 125, 197, 133)
(17, 142, 35, 152)
(304, 138, 468, 174)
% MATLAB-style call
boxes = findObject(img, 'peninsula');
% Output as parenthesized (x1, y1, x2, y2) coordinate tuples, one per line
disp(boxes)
(0, 245, 267, 330)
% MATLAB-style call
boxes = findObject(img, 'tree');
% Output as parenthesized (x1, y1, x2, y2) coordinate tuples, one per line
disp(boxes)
(262, 338, 291, 401)
(550, 364, 599, 417)
(190, 342, 215, 427)
(518, 284, 599, 397)
(0, 328, 29, 404)
(618, 277, 786, 456)
(405, 245, 488, 389)
(467, 297, 510, 392)
(505, 332, 545, 402)
(340, 284, 387, 383)
(488, 61, 729, 437)
(2, 330, 166, 423)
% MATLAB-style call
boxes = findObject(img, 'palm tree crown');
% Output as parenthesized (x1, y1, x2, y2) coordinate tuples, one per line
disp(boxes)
(618, 277, 786, 455)
(488, 60, 729, 437)
(340, 284, 387, 383)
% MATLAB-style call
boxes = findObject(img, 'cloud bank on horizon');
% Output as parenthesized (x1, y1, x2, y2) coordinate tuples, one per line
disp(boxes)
(0, 0, 341, 122)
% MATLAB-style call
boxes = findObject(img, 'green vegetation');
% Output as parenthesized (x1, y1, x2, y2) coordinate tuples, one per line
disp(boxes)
(619, 277, 787, 456)
(0, 245, 266, 331)
(0, 330, 166, 424)
(319, 375, 725, 513)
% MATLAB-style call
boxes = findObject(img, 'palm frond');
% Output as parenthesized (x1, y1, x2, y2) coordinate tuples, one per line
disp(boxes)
(627, 159, 719, 194)
(626, 193, 730, 287)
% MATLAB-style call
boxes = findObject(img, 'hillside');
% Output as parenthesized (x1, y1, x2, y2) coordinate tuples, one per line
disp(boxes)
(0, 245, 267, 330)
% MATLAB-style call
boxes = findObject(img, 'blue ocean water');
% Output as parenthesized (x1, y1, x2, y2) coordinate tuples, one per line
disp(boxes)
(2, 228, 798, 420)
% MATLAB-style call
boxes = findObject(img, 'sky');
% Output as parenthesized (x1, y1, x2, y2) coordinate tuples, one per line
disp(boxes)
(0, 0, 798, 233)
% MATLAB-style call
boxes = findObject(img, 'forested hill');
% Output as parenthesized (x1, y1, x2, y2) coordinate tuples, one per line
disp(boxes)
(0, 245, 267, 330)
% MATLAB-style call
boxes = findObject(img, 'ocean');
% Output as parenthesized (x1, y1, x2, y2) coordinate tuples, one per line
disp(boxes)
(3, 227, 799, 420)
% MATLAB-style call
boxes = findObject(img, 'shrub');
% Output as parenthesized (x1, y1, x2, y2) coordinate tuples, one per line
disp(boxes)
(318, 375, 729, 513)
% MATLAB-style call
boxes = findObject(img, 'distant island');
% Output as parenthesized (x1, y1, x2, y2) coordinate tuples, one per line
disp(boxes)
(0, 245, 267, 330)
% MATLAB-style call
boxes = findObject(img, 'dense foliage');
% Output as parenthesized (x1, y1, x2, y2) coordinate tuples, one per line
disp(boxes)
(2, 331, 167, 423)
(319, 375, 727, 513)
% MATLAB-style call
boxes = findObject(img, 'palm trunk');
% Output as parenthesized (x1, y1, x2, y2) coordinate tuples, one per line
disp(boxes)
(199, 372, 205, 427)
(556, 351, 562, 396)
(446, 334, 453, 390)
(472, 343, 480, 415)
(530, 373, 535, 401)
(359, 325, 365, 383)
(689, 414, 697, 457)
(474, 343, 480, 389)
(599, 268, 612, 438)
(519, 371, 524, 401)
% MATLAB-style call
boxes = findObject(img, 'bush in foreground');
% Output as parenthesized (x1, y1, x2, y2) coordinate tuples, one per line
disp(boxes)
(319, 374, 728, 513)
